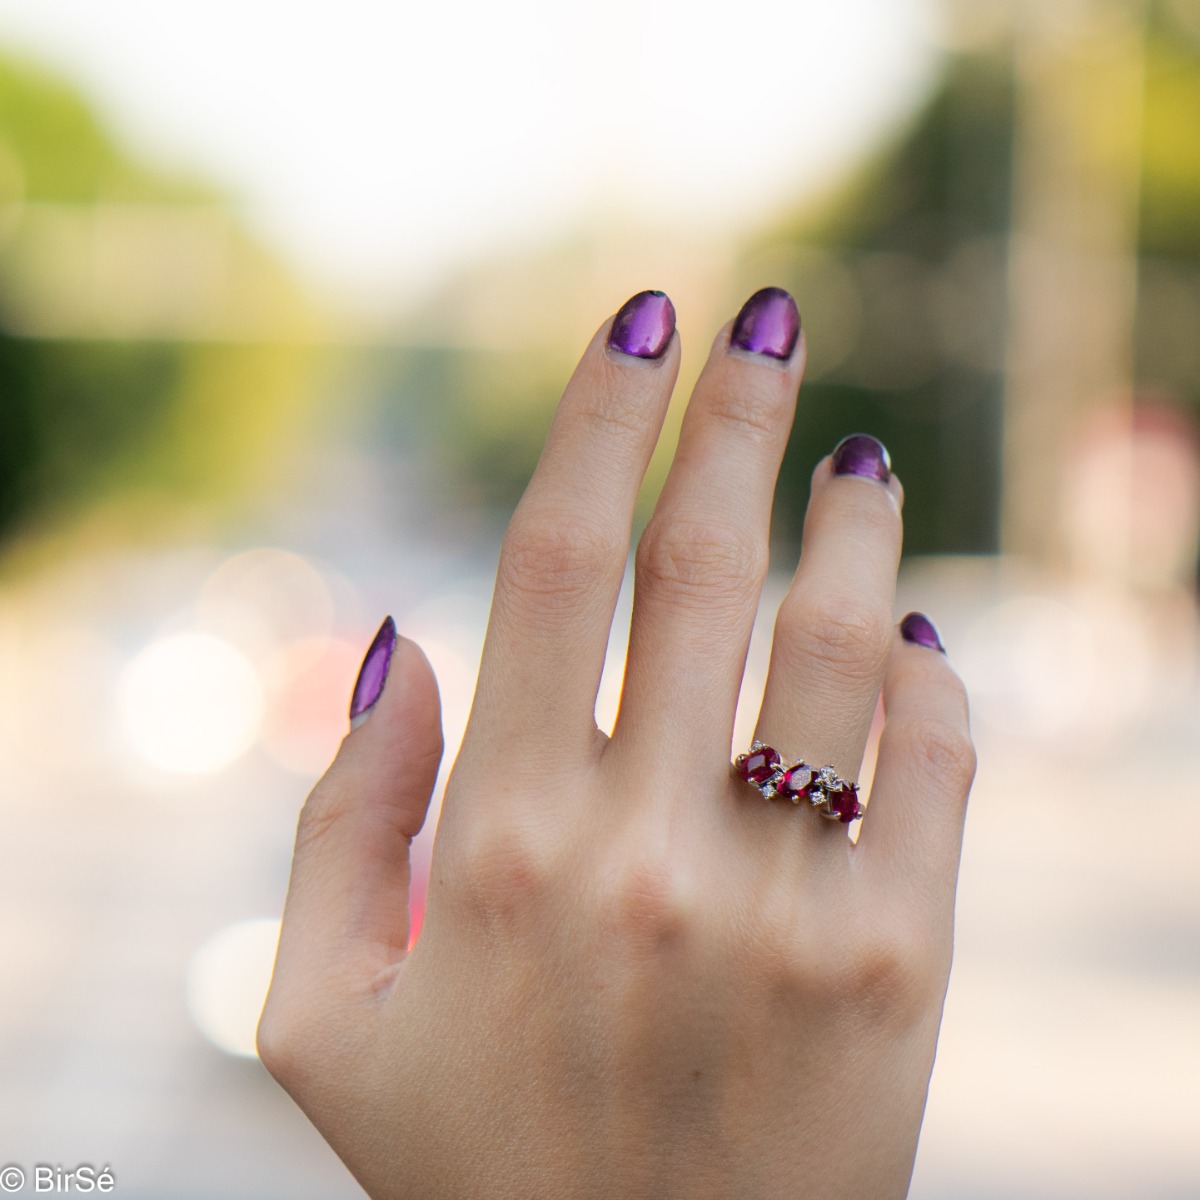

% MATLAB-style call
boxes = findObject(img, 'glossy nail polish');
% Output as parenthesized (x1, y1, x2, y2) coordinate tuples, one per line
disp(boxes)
(349, 616, 397, 727)
(608, 290, 676, 359)
(832, 433, 891, 483)
(900, 612, 946, 653)
(730, 286, 801, 360)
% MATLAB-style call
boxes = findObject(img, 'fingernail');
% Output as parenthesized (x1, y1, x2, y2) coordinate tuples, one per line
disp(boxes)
(900, 612, 946, 654)
(608, 290, 676, 360)
(832, 433, 892, 483)
(729, 286, 801, 360)
(349, 616, 397, 727)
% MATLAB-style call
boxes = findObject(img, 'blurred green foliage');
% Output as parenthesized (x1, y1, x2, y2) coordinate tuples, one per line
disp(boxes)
(5, 6, 1200, 564)
(0, 56, 212, 204)
(0, 334, 181, 534)
(373, 52, 1017, 558)
(0, 53, 320, 558)
(378, 346, 565, 515)
(377, 6, 1200, 559)
(761, 50, 1015, 557)
(1135, 5, 1200, 401)
(1142, 15, 1200, 255)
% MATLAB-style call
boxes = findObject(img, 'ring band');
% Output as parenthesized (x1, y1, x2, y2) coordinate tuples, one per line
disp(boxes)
(734, 740, 863, 824)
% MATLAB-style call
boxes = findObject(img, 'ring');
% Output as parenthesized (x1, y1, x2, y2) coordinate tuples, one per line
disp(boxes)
(734, 740, 863, 824)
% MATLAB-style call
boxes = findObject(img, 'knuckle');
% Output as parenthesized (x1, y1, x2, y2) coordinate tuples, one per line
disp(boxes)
(579, 373, 655, 442)
(775, 924, 938, 1025)
(256, 995, 315, 1089)
(292, 781, 346, 859)
(499, 509, 624, 608)
(704, 378, 792, 444)
(452, 821, 562, 927)
(257, 991, 352, 1097)
(776, 593, 892, 682)
(599, 854, 694, 952)
(255, 1004, 294, 1083)
(848, 490, 902, 540)
(830, 927, 939, 1022)
(909, 719, 978, 794)
(636, 518, 766, 609)
(746, 899, 942, 1026)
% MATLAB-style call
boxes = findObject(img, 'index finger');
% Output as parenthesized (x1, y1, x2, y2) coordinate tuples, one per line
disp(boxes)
(467, 291, 680, 758)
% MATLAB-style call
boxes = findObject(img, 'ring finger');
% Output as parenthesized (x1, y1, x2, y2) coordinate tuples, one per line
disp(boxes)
(754, 434, 904, 793)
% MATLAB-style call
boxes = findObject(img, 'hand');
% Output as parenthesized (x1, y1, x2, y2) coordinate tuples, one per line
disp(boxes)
(258, 287, 976, 1200)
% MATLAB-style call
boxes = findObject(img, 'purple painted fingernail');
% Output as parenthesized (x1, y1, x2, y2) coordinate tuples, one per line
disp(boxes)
(608, 290, 676, 360)
(349, 616, 397, 727)
(900, 612, 946, 654)
(832, 433, 892, 483)
(730, 286, 801, 360)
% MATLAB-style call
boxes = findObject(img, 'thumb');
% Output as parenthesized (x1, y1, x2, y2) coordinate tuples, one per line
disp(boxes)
(270, 617, 443, 998)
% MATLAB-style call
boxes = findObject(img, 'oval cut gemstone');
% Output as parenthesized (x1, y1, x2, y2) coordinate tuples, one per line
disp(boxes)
(826, 785, 862, 824)
(736, 745, 780, 784)
(778, 764, 814, 804)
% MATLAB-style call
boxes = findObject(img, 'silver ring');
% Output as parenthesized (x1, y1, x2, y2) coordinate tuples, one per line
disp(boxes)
(733, 740, 862, 824)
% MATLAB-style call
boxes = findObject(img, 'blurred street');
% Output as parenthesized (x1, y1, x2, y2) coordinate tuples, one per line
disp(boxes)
(1, 536, 1198, 1198)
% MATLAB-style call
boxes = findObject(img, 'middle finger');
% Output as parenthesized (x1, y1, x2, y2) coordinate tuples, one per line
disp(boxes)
(614, 287, 804, 770)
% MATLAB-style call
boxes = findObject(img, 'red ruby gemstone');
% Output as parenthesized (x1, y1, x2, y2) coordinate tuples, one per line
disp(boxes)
(827, 785, 862, 824)
(778, 764, 814, 803)
(737, 745, 781, 784)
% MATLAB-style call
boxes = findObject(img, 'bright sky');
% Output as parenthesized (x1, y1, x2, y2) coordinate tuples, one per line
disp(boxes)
(0, 0, 945, 309)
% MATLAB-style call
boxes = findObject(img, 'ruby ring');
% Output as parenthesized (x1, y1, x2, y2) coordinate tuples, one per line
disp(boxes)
(734, 740, 863, 824)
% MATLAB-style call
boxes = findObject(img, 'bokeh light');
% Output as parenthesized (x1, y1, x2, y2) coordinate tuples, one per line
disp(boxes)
(960, 590, 1154, 748)
(196, 548, 346, 660)
(118, 632, 263, 773)
(261, 634, 362, 775)
(186, 918, 281, 1059)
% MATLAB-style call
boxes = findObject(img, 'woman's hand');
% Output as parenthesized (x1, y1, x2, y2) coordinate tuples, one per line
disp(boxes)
(258, 288, 976, 1200)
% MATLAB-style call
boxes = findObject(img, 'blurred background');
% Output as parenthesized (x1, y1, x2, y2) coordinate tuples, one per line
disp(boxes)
(0, 0, 1198, 1195)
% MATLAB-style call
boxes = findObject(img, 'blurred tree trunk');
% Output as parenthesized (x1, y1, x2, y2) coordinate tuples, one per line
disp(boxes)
(1002, 0, 1146, 569)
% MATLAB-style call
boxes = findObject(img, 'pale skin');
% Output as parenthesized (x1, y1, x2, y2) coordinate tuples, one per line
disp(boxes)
(258, 292, 977, 1199)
